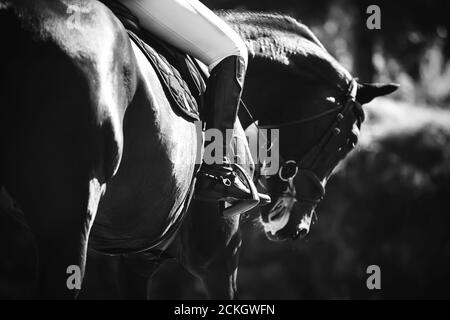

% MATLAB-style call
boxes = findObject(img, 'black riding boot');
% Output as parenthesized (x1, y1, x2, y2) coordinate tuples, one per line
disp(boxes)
(195, 55, 252, 203)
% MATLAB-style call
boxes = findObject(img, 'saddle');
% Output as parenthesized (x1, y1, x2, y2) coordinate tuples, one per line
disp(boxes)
(103, 0, 205, 123)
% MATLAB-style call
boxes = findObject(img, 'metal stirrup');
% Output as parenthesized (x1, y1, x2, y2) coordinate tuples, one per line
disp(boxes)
(222, 164, 262, 217)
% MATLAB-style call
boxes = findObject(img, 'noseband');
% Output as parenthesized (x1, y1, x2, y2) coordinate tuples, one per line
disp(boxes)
(257, 79, 365, 204)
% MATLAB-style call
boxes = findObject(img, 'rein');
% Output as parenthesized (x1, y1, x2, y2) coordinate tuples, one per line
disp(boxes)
(257, 105, 345, 130)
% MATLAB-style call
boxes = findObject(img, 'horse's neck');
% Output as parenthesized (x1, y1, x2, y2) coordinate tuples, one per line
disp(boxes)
(195, 56, 283, 131)
(240, 59, 287, 130)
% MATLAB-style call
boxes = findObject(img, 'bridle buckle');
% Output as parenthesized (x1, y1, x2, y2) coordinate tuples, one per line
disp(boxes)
(278, 160, 298, 182)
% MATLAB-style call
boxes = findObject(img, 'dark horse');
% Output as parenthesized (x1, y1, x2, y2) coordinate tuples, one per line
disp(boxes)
(0, 1, 397, 299)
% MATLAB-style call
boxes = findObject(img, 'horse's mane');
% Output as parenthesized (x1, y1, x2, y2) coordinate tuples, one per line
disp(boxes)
(218, 10, 351, 85)
(219, 11, 326, 53)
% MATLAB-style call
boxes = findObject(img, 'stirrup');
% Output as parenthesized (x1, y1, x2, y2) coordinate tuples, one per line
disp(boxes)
(221, 164, 269, 217)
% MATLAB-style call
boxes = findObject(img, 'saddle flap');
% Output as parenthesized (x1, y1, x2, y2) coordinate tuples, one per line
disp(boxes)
(128, 31, 201, 122)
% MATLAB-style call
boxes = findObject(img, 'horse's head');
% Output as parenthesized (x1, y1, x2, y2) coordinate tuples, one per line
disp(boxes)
(228, 12, 399, 241)
(258, 80, 398, 242)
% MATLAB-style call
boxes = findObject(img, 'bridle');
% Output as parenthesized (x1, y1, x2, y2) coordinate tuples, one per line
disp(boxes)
(250, 78, 365, 205)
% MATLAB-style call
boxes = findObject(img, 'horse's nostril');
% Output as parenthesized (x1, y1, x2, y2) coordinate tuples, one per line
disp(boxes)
(299, 228, 309, 237)
(292, 228, 308, 240)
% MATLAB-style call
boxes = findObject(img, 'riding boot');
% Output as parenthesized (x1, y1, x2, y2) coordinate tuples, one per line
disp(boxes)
(195, 55, 253, 203)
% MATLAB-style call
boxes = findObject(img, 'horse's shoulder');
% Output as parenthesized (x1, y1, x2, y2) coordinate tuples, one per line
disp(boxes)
(1, 0, 136, 181)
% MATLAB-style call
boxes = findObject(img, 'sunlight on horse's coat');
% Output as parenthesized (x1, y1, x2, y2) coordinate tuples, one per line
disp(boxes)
(127, 39, 199, 229)
(219, 11, 352, 87)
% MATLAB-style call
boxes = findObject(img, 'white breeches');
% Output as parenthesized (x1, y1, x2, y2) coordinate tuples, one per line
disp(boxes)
(116, 0, 248, 71)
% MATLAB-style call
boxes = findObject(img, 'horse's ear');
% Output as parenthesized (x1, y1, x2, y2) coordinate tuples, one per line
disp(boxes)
(356, 82, 399, 104)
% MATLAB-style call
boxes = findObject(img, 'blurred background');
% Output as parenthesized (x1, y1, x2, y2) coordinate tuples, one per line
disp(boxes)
(148, 0, 450, 299)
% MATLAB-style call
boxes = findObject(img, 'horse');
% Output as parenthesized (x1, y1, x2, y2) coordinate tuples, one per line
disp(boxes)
(80, 11, 398, 299)
(0, 0, 397, 299)
(0, 0, 200, 299)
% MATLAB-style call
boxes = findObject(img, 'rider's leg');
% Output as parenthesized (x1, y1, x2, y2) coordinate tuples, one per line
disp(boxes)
(115, 0, 248, 71)
(116, 0, 252, 203)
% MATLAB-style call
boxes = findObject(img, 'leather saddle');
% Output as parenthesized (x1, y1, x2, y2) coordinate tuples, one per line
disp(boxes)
(102, 0, 205, 123)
